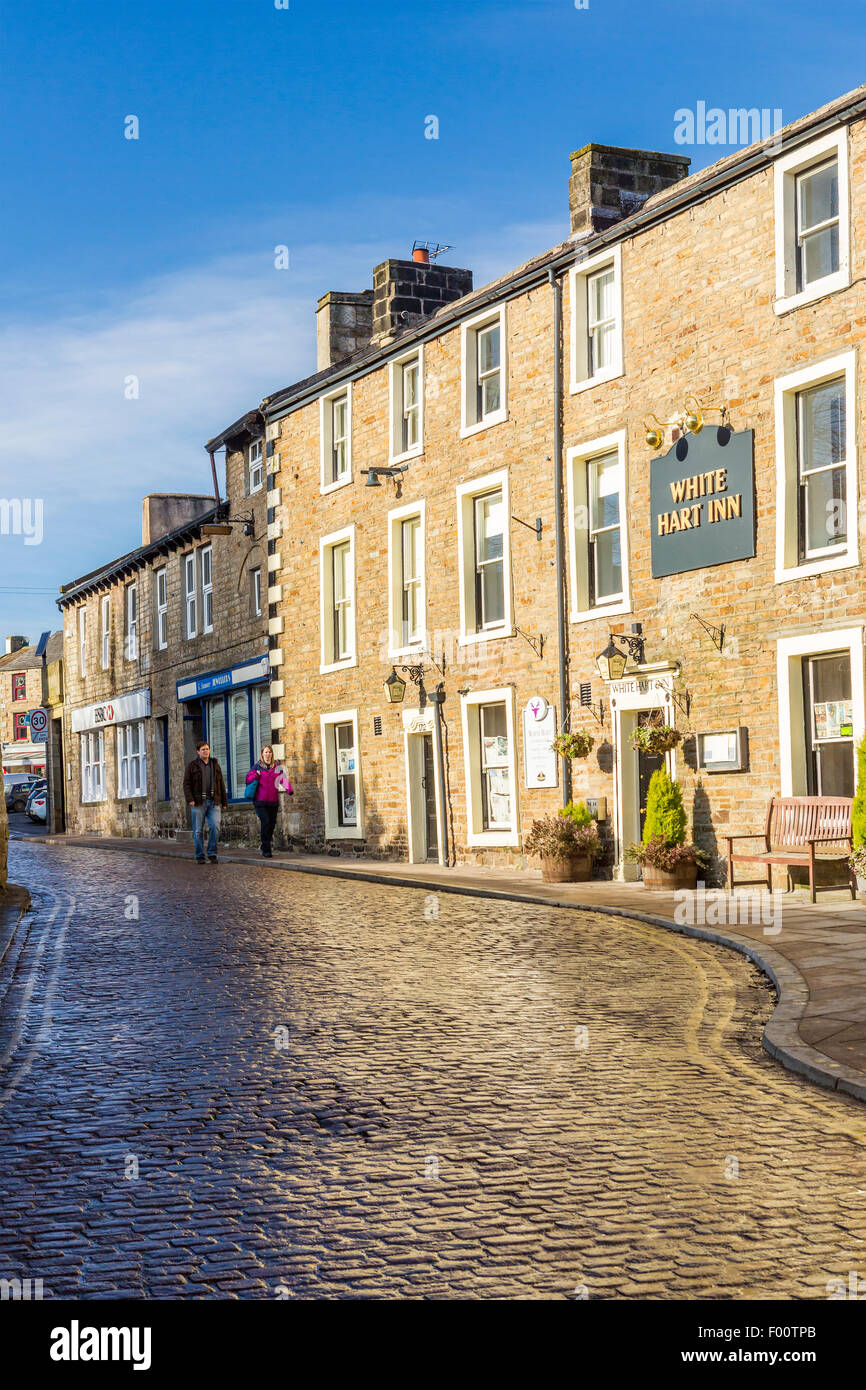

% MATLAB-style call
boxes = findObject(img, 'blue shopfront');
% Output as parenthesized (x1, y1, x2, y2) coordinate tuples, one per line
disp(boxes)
(176, 654, 271, 803)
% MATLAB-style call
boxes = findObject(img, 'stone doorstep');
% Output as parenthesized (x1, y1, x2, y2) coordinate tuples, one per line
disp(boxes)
(11, 832, 866, 1104)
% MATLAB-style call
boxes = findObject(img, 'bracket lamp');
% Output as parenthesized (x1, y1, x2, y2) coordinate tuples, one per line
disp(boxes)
(364, 464, 410, 488)
(683, 396, 729, 436)
(643, 413, 682, 451)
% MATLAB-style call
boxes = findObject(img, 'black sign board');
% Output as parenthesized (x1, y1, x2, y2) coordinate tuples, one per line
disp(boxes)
(650, 427, 755, 578)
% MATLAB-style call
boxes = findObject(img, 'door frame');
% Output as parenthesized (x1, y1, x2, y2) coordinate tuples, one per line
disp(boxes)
(607, 665, 680, 880)
(402, 707, 444, 865)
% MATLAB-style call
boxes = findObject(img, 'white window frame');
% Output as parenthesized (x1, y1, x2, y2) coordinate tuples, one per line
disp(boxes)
(155, 567, 168, 651)
(460, 687, 520, 848)
(117, 720, 148, 799)
(569, 244, 623, 392)
(456, 469, 512, 645)
(252, 567, 262, 618)
(773, 129, 850, 315)
(319, 525, 356, 673)
(460, 305, 507, 438)
(387, 500, 426, 657)
(776, 627, 865, 796)
(566, 429, 631, 623)
(78, 606, 87, 678)
(389, 346, 424, 463)
(320, 708, 364, 839)
(248, 439, 264, 494)
(80, 729, 106, 804)
(183, 552, 197, 639)
(201, 545, 213, 634)
(774, 351, 857, 583)
(125, 582, 138, 662)
(100, 595, 110, 670)
(319, 383, 353, 494)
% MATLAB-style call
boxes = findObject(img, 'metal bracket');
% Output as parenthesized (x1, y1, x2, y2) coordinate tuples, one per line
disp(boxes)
(512, 515, 543, 541)
(669, 687, 692, 719)
(691, 612, 726, 652)
(516, 628, 544, 659)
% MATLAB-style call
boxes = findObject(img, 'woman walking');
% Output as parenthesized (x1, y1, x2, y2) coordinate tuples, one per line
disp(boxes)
(245, 745, 292, 858)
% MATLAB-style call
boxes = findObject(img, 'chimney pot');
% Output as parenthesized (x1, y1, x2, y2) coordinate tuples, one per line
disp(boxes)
(412, 246, 430, 264)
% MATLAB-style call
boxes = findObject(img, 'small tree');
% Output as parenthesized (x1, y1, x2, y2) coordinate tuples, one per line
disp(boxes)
(560, 800, 593, 827)
(642, 769, 686, 847)
(853, 733, 866, 849)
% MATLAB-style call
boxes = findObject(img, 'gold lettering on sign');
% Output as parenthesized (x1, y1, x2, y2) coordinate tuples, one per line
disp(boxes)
(659, 468, 738, 536)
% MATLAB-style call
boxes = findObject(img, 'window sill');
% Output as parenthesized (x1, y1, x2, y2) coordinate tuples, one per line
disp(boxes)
(570, 364, 624, 395)
(320, 475, 353, 497)
(389, 445, 424, 466)
(320, 656, 358, 675)
(323, 827, 364, 841)
(570, 599, 631, 625)
(460, 410, 508, 440)
(388, 642, 426, 661)
(466, 829, 520, 848)
(458, 627, 514, 647)
(775, 550, 857, 584)
(774, 269, 850, 316)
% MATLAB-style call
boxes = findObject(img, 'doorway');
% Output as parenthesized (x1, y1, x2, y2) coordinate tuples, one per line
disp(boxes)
(637, 709, 666, 836)
(421, 735, 439, 862)
(404, 718, 442, 865)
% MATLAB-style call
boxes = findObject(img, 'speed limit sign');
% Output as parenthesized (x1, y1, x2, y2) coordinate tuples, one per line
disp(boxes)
(29, 707, 48, 739)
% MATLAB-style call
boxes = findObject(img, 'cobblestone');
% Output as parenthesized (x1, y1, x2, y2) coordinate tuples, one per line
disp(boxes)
(1, 841, 866, 1299)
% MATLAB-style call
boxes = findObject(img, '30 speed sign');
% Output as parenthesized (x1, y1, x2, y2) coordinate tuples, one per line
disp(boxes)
(29, 707, 48, 739)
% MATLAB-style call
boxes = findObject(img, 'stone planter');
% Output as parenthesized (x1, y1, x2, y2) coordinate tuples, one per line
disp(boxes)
(540, 853, 592, 883)
(857, 874, 866, 903)
(641, 861, 698, 891)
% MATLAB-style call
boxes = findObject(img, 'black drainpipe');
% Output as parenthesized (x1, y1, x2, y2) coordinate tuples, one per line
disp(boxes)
(548, 266, 571, 808)
(429, 683, 449, 866)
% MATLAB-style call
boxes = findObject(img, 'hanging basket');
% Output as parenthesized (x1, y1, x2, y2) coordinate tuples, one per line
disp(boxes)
(629, 724, 682, 756)
(552, 730, 595, 760)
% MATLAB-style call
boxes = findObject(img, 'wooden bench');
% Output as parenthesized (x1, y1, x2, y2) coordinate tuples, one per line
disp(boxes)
(725, 796, 855, 904)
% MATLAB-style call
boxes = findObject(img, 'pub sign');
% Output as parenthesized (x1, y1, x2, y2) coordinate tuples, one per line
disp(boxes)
(650, 427, 755, 578)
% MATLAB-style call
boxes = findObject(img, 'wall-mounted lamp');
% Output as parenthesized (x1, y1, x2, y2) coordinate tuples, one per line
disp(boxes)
(384, 663, 427, 705)
(683, 395, 729, 436)
(595, 623, 646, 681)
(364, 464, 410, 488)
(201, 509, 255, 538)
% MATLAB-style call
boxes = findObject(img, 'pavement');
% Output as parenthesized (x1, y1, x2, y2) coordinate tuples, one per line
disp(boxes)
(9, 826, 866, 1103)
(3, 836, 866, 1299)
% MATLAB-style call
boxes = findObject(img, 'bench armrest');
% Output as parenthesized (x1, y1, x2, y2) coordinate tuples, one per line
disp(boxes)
(807, 835, 853, 846)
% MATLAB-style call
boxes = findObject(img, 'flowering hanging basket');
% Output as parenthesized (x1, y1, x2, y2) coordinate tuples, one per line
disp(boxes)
(629, 724, 682, 756)
(552, 730, 595, 760)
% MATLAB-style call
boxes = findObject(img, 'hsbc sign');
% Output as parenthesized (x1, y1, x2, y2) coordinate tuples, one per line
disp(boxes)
(71, 688, 150, 733)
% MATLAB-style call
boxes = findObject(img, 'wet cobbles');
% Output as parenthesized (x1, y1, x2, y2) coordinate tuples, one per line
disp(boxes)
(1, 840, 865, 1300)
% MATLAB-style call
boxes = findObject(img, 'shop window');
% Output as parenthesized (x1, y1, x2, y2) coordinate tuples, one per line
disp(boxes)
(567, 431, 630, 622)
(456, 471, 512, 643)
(117, 721, 147, 798)
(81, 730, 106, 803)
(204, 683, 271, 801)
(803, 652, 855, 797)
(461, 306, 507, 436)
(570, 246, 623, 391)
(320, 385, 352, 492)
(774, 353, 857, 582)
(461, 689, 519, 847)
(321, 709, 363, 838)
(774, 129, 850, 313)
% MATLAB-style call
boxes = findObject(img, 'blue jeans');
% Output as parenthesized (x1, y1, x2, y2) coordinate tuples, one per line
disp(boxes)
(192, 799, 221, 859)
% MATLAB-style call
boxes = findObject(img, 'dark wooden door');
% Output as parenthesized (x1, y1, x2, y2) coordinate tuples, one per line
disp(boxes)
(637, 709, 665, 837)
(422, 735, 438, 861)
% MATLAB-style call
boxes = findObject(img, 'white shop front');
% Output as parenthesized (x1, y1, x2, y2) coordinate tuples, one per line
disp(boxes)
(70, 688, 152, 804)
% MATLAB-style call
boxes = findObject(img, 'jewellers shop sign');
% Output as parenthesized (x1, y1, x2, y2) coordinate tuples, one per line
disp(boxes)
(71, 687, 151, 733)
(651, 427, 755, 578)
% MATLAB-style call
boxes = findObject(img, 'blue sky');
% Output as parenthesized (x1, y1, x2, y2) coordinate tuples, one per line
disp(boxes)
(0, 0, 863, 640)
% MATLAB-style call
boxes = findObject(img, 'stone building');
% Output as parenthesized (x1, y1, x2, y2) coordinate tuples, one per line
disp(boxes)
(0, 633, 63, 781)
(57, 469, 272, 841)
(198, 82, 865, 882)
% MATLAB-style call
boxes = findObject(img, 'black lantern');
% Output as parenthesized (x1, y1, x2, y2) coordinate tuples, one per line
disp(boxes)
(384, 668, 407, 703)
(596, 637, 628, 683)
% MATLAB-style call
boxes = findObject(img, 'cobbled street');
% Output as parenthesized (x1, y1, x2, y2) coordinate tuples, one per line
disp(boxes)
(1, 840, 865, 1300)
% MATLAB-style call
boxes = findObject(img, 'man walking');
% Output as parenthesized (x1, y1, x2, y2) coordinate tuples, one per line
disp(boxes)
(183, 739, 228, 864)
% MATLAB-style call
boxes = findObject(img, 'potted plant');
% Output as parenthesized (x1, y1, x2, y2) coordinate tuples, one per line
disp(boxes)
(627, 768, 707, 889)
(630, 723, 683, 756)
(852, 734, 866, 898)
(552, 730, 595, 760)
(524, 811, 602, 883)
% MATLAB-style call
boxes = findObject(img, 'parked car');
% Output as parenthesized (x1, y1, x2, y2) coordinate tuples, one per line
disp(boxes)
(26, 788, 48, 823)
(4, 773, 39, 813)
(25, 779, 48, 816)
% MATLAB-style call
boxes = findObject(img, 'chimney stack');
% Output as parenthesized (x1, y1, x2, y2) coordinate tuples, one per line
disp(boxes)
(5, 635, 28, 656)
(569, 144, 690, 238)
(316, 250, 473, 368)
